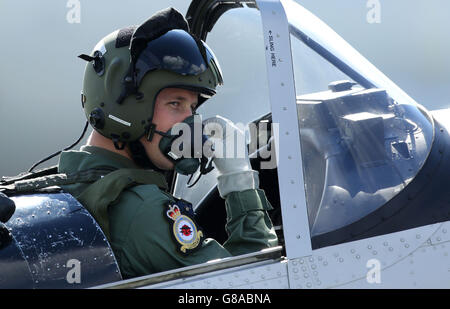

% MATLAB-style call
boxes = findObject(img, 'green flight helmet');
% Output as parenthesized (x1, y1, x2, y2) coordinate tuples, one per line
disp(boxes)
(79, 8, 223, 149)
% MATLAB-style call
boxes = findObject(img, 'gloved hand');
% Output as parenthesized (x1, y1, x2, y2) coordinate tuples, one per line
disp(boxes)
(203, 115, 259, 198)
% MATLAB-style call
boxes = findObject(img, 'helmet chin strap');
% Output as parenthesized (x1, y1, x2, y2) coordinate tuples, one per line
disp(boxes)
(112, 138, 127, 151)
(131, 122, 180, 172)
(146, 123, 170, 142)
(186, 156, 214, 188)
(128, 140, 163, 172)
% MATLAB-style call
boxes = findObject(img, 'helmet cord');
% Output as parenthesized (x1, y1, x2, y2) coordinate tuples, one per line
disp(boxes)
(186, 156, 215, 188)
(28, 121, 89, 172)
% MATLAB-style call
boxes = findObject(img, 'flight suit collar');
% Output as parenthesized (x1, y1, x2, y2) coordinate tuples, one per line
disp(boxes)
(58, 145, 140, 174)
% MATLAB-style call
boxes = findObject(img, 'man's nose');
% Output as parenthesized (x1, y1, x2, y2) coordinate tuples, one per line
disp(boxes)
(181, 106, 193, 119)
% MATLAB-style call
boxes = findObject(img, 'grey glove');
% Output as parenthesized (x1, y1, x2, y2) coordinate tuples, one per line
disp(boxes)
(203, 115, 259, 198)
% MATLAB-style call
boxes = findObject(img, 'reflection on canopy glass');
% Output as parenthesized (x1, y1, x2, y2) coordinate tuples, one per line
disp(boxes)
(288, 1, 434, 237)
(296, 82, 432, 236)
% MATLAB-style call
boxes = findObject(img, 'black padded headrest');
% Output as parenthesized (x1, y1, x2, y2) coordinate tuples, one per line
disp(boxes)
(115, 26, 138, 48)
(130, 7, 190, 61)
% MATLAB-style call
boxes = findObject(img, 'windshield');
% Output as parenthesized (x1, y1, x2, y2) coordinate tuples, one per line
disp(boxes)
(284, 0, 434, 237)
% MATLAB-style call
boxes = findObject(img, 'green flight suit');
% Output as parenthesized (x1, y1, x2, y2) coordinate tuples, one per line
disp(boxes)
(58, 146, 278, 279)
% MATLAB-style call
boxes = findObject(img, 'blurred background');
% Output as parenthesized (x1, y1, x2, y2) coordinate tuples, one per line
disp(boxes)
(0, 0, 449, 177)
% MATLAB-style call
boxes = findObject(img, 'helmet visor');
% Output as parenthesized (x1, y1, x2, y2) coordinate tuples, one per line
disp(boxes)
(134, 29, 223, 87)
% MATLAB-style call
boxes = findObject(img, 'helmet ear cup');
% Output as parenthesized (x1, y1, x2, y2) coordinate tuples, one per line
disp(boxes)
(89, 108, 105, 130)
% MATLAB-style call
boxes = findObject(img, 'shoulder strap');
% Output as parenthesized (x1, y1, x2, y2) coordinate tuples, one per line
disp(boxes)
(76, 168, 168, 241)
(0, 167, 116, 195)
(1, 165, 58, 186)
(1, 166, 168, 241)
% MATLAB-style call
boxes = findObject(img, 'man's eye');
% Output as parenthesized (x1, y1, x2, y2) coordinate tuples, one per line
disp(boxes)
(169, 101, 180, 107)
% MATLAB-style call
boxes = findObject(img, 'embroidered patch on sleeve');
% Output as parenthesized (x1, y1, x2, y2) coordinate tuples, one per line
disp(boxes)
(164, 200, 204, 255)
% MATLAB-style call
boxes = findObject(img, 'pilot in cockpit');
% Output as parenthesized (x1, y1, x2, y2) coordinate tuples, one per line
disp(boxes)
(57, 7, 278, 279)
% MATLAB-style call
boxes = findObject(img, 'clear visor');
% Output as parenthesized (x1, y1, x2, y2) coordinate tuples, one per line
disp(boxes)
(134, 29, 223, 87)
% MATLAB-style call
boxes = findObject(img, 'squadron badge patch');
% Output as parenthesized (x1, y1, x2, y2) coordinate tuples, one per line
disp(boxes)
(164, 200, 204, 255)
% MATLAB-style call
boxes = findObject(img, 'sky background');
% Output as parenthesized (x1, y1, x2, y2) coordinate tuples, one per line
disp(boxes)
(0, 0, 449, 177)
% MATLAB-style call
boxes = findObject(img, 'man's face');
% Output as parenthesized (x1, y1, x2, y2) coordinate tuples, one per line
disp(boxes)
(139, 87, 198, 170)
